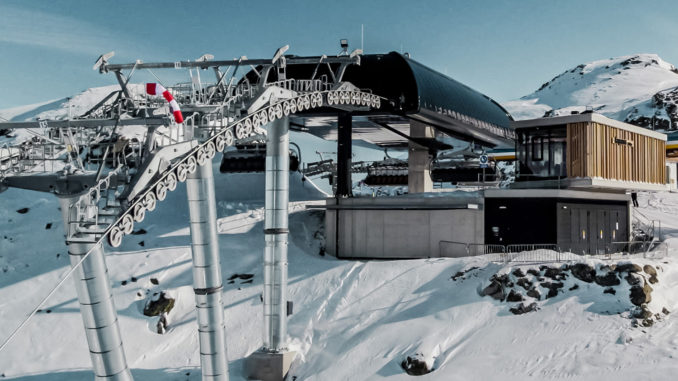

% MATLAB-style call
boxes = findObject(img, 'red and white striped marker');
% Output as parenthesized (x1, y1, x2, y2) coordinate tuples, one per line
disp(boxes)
(146, 83, 184, 123)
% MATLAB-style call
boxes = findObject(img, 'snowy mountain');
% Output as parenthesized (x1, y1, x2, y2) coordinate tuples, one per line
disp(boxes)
(503, 54, 678, 130)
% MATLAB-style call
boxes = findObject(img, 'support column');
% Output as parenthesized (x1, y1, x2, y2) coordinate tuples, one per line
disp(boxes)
(336, 112, 352, 197)
(186, 159, 229, 381)
(244, 116, 295, 381)
(58, 196, 133, 381)
(408, 120, 434, 193)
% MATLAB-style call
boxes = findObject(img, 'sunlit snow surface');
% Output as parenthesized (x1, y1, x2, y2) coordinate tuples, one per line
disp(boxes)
(1, 87, 678, 380)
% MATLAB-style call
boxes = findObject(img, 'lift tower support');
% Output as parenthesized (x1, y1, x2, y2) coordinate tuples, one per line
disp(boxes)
(59, 194, 133, 381)
(186, 157, 230, 381)
(244, 116, 295, 381)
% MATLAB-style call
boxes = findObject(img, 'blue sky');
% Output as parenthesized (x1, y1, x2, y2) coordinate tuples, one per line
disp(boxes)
(1, 0, 678, 109)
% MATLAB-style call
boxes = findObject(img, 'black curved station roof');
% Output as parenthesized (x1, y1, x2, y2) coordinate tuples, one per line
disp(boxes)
(343, 52, 513, 129)
(249, 52, 515, 146)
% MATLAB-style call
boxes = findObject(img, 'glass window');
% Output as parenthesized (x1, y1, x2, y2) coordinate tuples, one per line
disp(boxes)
(532, 136, 543, 161)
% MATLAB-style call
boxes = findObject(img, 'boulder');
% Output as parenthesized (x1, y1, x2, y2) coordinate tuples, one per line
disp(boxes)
(615, 263, 642, 273)
(144, 291, 175, 317)
(629, 283, 653, 306)
(401, 354, 431, 376)
(571, 263, 596, 283)
(632, 305, 653, 319)
(648, 275, 659, 284)
(540, 282, 564, 299)
(526, 269, 540, 277)
(509, 302, 539, 315)
(516, 278, 532, 291)
(482, 280, 505, 301)
(512, 268, 526, 278)
(543, 267, 563, 279)
(625, 273, 642, 286)
(643, 265, 657, 277)
(526, 288, 541, 300)
(603, 288, 616, 295)
(507, 290, 524, 302)
(595, 272, 620, 287)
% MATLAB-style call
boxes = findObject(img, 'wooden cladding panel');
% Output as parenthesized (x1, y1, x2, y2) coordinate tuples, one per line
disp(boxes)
(566, 122, 665, 184)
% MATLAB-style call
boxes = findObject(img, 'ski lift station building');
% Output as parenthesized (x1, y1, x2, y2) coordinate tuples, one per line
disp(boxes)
(324, 110, 668, 258)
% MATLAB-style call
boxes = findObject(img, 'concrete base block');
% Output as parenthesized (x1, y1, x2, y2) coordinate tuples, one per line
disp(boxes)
(244, 350, 296, 381)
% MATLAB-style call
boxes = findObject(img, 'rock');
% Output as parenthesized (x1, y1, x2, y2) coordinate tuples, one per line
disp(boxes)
(569, 284, 579, 291)
(451, 271, 465, 281)
(571, 263, 596, 283)
(527, 288, 541, 300)
(540, 282, 563, 299)
(510, 302, 539, 315)
(150, 278, 159, 285)
(641, 318, 654, 327)
(630, 283, 653, 306)
(595, 272, 620, 287)
(482, 280, 505, 301)
(507, 290, 524, 302)
(45, 223, 52, 230)
(662, 307, 670, 315)
(16, 207, 29, 214)
(527, 269, 540, 277)
(615, 263, 642, 273)
(543, 267, 563, 279)
(603, 288, 616, 295)
(648, 275, 658, 284)
(401, 354, 431, 376)
(512, 268, 525, 278)
(516, 277, 532, 291)
(144, 291, 175, 317)
(600, 264, 616, 272)
(643, 265, 657, 277)
(625, 273, 642, 286)
(131, 228, 147, 235)
(633, 305, 653, 319)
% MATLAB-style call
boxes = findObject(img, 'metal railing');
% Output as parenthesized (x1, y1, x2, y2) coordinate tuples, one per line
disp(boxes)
(439, 240, 670, 263)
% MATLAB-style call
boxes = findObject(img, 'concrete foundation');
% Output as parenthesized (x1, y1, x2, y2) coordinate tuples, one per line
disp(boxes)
(243, 351, 296, 381)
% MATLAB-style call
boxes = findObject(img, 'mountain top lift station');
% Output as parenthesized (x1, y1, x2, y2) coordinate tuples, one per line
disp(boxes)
(0, 43, 670, 380)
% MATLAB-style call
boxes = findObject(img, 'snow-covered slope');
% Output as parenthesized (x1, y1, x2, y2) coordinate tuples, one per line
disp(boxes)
(1, 166, 678, 380)
(2, 86, 678, 381)
(503, 54, 678, 127)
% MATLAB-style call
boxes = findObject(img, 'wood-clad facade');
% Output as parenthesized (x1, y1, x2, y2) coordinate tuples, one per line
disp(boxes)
(513, 113, 668, 190)
(567, 122, 666, 184)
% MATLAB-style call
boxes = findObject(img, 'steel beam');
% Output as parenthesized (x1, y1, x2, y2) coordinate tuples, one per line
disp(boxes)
(102, 56, 359, 72)
(336, 112, 352, 197)
(58, 196, 133, 381)
(0, 117, 166, 130)
(186, 159, 229, 381)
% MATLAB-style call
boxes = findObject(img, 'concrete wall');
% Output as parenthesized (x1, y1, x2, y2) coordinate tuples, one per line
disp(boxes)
(325, 196, 484, 259)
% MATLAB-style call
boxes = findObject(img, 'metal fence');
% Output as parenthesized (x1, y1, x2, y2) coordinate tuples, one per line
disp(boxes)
(439, 240, 669, 263)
